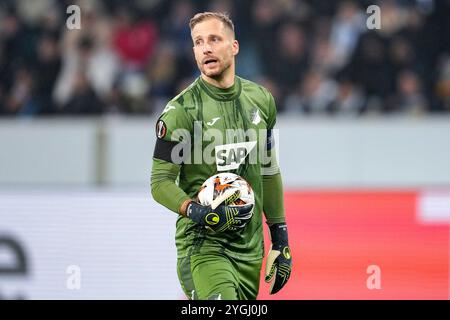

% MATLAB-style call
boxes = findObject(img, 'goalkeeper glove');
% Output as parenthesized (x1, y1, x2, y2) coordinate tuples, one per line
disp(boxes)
(265, 223, 292, 294)
(187, 190, 253, 232)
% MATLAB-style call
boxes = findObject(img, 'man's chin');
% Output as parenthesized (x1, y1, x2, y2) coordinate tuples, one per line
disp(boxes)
(202, 68, 223, 78)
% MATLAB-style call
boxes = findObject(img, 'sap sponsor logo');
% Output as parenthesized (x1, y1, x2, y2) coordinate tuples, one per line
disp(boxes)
(215, 141, 257, 171)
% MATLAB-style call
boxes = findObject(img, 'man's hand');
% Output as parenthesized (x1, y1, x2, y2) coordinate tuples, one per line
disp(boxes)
(186, 190, 253, 232)
(265, 223, 292, 294)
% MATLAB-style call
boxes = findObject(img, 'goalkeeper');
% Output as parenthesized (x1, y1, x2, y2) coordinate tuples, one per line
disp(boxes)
(151, 12, 292, 300)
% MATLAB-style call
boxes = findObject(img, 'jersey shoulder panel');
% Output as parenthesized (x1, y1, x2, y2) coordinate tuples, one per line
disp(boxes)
(155, 81, 200, 142)
(171, 80, 200, 110)
(239, 77, 277, 129)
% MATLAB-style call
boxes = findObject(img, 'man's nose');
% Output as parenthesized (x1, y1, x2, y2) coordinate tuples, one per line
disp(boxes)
(202, 43, 212, 54)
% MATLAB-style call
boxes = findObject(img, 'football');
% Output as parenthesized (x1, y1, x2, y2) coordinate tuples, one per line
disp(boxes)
(197, 173, 255, 210)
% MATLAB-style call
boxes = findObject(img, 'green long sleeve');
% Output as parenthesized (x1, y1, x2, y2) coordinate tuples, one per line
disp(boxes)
(262, 172, 286, 225)
(151, 158, 191, 214)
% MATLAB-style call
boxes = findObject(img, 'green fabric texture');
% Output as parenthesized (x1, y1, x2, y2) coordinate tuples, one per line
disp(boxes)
(263, 172, 286, 225)
(178, 253, 262, 300)
(150, 159, 190, 214)
(198, 76, 242, 101)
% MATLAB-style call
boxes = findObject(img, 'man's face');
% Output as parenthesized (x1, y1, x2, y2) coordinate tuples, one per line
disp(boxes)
(191, 18, 239, 79)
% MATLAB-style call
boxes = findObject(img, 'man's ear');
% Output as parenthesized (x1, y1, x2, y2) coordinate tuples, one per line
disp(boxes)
(232, 39, 239, 56)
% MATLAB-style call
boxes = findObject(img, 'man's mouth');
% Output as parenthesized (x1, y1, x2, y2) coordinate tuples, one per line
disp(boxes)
(204, 58, 218, 65)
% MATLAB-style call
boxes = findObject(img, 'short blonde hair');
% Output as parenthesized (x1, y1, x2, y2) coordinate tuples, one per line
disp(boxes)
(189, 12, 235, 37)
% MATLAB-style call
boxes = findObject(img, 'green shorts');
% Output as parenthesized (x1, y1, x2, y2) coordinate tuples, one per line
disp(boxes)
(177, 253, 263, 300)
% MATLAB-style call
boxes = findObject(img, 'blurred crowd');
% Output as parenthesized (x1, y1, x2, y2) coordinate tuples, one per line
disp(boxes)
(0, 0, 449, 117)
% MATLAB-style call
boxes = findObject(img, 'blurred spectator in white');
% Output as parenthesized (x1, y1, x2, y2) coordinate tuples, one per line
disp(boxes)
(378, 0, 409, 37)
(53, 0, 120, 112)
(13, 0, 55, 26)
(115, 71, 150, 113)
(329, 1, 365, 70)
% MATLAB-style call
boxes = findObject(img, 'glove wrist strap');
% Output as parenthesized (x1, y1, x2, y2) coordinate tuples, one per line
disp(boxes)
(187, 201, 209, 225)
(269, 223, 289, 247)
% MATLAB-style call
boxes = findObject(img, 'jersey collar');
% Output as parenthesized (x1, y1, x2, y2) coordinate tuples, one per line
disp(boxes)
(198, 76, 242, 101)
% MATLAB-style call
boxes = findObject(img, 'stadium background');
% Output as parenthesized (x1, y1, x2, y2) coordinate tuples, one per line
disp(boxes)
(0, 0, 449, 299)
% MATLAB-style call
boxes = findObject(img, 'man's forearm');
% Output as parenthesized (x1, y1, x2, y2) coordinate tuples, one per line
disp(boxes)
(179, 199, 191, 216)
(151, 158, 191, 215)
(151, 178, 191, 214)
(262, 172, 286, 225)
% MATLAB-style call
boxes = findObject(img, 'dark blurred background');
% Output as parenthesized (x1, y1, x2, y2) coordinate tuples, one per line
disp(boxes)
(1, 0, 449, 117)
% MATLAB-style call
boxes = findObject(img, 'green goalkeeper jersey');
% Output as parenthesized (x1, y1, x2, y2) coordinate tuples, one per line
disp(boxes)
(151, 76, 279, 261)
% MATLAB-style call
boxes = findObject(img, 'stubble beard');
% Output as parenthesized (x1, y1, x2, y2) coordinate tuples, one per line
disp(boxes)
(200, 58, 232, 80)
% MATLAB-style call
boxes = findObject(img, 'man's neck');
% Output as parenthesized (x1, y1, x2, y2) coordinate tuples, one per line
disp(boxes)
(201, 68, 235, 89)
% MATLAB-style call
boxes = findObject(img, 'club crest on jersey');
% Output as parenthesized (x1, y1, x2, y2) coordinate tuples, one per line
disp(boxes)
(215, 141, 257, 171)
(250, 108, 261, 125)
(156, 120, 167, 139)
